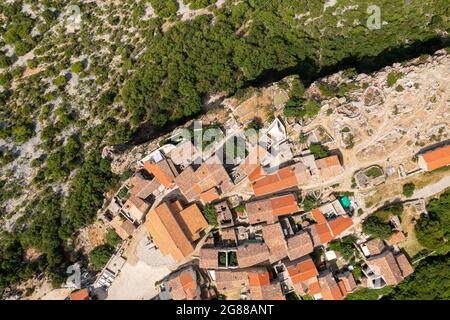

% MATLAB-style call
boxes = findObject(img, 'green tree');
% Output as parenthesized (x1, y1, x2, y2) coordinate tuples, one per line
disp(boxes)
(402, 183, 416, 198)
(202, 204, 218, 227)
(309, 143, 328, 159)
(362, 215, 394, 240)
(106, 229, 121, 247)
(89, 245, 114, 271)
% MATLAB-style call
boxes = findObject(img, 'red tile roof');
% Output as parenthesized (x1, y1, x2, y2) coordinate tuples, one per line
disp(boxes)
(247, 269, 285, 300)
(246, 194, 299, 224)
(287, 257, 319, 284)
(68, 288, 90, 300)
(252, 166, 298, 197)
(262, 223, 288, 263)
(144, 159, 178, 187)
(286, 231, 314, 260)
(318, 272, 344, 300)
(237, 243, 270, 268)
(421, 145, 450, 171)
(328, 216, 353, 237)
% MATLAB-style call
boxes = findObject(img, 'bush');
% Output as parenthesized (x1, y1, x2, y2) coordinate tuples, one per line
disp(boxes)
(309, 143, 328, 159)
(303, 195, 320, 212)
(106, 229, 121, 247)
(89, 245, 114, 271)
(202, 204, 218, 227)
(71, 61, 85, 73)
(402, 183, 415, 198)
(386, 72, 403, 87)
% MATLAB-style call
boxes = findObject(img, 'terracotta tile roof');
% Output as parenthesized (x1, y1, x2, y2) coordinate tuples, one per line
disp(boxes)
(239, 145, 269, 181)
(199, 187, 220, 204)
(364, 239, 385, 256)
(237, 243, 270, 268)
(166, 268, 200, 300)
(318, 272, 344, 300)
(337, 272, 357, 294)
(367, 251, 404, 286)
(315, 155, 344, 180)
(309, 208, 353, 245)
(252, 166, 298, 197)
(311, 208, 327, 225)
(144, 158, 178, 187)
(262, 223, 288, 263)
(135, 178, 161, 199)
(287, 257, 319, 284)
(175, 158, 235, 201)
(286, 231, 314, 260)
(168, 140, 199, 166)
(199, 247, 219, 269)
(314, 223, 334, 244)
(68, 288, 90, 300)
(220, 227, 237, 244)
(174, 166, 199, 201)
(177, 203, 209, 242)
(421, 145, 450, 171)
(386, 231, 406, 246)
(123, 196, 150, 222)
(247, 269, 285, 300)
(145, 202, 194, 262)
(215, 270, 248, 294)
(246, 194, 299, 224)
(328, 216, 353, 236)
(395, 253, 414, 278)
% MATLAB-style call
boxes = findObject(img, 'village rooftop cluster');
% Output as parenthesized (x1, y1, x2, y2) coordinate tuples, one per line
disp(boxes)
(67, 113, 450, 300)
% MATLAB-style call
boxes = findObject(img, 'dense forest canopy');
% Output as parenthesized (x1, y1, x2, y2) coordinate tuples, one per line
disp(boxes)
(122, 0, 449, 127)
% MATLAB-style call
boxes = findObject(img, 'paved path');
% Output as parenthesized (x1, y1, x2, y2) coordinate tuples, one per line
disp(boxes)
(413, 174, 450, 199)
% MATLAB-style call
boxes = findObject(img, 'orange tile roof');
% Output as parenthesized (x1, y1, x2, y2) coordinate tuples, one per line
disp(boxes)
(271, 194, 300, 216)
(239, 145, 269, 180)
(166, 268, 200, 300)
(337, 272, 357, 294)
(315, 155, 344, 179)
(144, 159, 178, 187)
(248, 270, 270, 286)
(199, 247, 219, 269)
(315, 223, 334, 244)
(246, 194, 299, 224)
(177, 203, 209, 242)
(247, 269, 285, 300)
(311, 208, 327, 225)
(308, 280, 321, 295)
(287, 258, 319, 284)
(328, 216, 353, 237)
(252, 166, 298, 197)
(422, 145, 450, 171)
(386, 231, 406, 246)
(145, 202, 194, 262)
(199, 187, 220, 204)
(318, 272, 344, 300)
(68, 288, 90, 300)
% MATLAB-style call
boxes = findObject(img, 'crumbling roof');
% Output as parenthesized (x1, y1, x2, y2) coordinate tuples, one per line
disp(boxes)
(214, 269, 248, 294)
(199, 247, 219, 269)
(237, 242, 270, 268)
(286, 231, 314, 261)
(262, 223, 288, 263)
(168, 140, 199, 167)
(420, 144, 450, 171)
(110, 216, 136, 240)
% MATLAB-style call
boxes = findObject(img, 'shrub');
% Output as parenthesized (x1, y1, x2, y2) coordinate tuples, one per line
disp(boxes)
(89, 245, 114, 271)
(402, 183, 415, 198)
(309, 143, 328, 159)
(362, 215, 394, 240)
(202, 204, 218, 226)
(106, 229, 121, 246)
